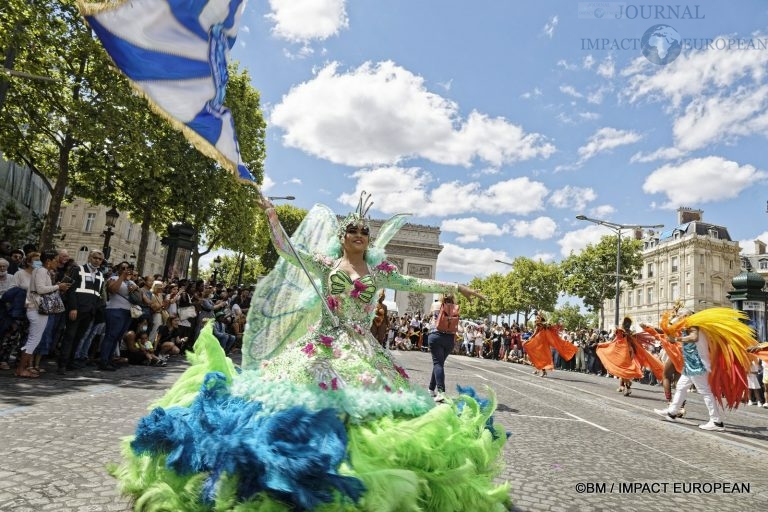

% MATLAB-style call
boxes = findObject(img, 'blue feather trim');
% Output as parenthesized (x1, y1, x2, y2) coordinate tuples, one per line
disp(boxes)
(131, 372, 365, 509)
(455, 385, 512, 440)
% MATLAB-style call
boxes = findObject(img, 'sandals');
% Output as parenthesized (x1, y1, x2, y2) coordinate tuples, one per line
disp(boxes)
(15, 368, 39, 378)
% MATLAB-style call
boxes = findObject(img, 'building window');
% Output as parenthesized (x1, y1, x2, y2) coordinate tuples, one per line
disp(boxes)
(647, 263, 654, 278)
(760, 259, 768, 270)
(77, 246, 89, 262)
(636, 289, 642, 306)
(671, 282, 679, 301)
(83, 212, 96, 233)
(628, 291, 633, 307)
(647, 287, 653, 304)
(56, 212, 63, 229)
(708, 229, 719, 239)
(671, 256, 679, 272)
(686, 282, 691, 295)
(699, 282, 704, 294)
(699, 253, 705, 265)
(126, 223, 133, 242)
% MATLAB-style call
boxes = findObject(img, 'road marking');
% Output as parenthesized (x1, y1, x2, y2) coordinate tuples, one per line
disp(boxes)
(512, 414, 582, 422)
(564, 412, 611, 432)
(0, 406, 29, 417)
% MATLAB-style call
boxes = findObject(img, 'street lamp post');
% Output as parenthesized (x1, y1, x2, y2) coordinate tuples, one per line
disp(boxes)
(267, 195, 295, 201)
(212, 255, 222, 284)
(102, 207, 119, 262)
(576, 215, 664, 328)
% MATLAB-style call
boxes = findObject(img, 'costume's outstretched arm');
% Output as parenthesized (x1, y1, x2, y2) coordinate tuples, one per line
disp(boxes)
(378, 265, 459, 295)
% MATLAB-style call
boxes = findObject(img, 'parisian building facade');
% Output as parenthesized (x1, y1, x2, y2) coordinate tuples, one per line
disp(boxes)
(604, 207, 742, 327)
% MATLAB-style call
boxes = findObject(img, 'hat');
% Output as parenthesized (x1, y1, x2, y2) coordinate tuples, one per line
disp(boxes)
(214, 310, 226, 319)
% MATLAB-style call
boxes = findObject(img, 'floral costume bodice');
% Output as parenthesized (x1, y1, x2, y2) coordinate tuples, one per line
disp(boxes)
(233, 209, 458, 421)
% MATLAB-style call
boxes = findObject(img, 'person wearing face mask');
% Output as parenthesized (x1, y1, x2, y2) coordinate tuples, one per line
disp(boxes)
(16, 251, 71, 377)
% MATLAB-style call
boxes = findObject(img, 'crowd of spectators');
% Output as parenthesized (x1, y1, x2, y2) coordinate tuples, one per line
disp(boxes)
(379, 308, 738, 392)
(0, 239, 250, 378)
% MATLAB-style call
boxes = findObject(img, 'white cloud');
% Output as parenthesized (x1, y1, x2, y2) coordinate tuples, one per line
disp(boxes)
(338, 167, 550, 217)
(521, 87, 543, 99)
(596, 56, 615, 78)
(438, 79, 453, 91)
(548, 186, 597, 211)
(532, 252, 556, 263)
(643, 156, 768, 208)
(285, 178, 303, 185)
(440, 217, 506, 243)
(510, 217, 557, 239)
(271, 61, 555, 167)
(558, 225, 609, 256)
(282, 44, 315, 60)
(583, 55, 595, 69)
(437, 243, 512, 277)
(738, 233, 768, 254)
(261, 174, 275, 191)
(630, 146, 687, 163)
(543, 15, 559, 39)
(560, 85, 583, 98)
(589, 204, 616, 218)
(266, 0, 348, 42)
(578, 111, 600, 121)
(586, 85, 611, 105)
(622, 37, 768, 107)
(577, 127, 643, 162)
(672, 85, 768, 152)
(557, 59, 578, 71)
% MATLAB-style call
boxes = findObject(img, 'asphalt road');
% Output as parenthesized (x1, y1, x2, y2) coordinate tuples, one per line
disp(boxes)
(1, 350, 766, 512)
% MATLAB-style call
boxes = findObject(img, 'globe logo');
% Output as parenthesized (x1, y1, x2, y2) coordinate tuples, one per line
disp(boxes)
(594, 7, 605, 18)
(641, 24, 682, 65)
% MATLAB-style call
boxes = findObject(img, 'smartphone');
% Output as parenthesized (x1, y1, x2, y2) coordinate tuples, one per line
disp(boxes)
(61, 276, 74, 284)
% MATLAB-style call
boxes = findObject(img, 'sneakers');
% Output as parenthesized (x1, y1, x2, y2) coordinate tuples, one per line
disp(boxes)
(433, 393, 446, 403)
(763, 403, 768, 409)
(429, 389, 436, 397)
(748, 400, 756, 406)
(699, 421, 725, 432)
(653, 408, 677, 422)
(675, 407, 686, 418)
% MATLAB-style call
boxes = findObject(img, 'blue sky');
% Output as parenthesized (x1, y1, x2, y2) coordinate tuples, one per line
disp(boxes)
(205, 0, 768, 283)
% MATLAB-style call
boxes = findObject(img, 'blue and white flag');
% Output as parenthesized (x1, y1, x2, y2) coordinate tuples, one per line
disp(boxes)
(79, 0, 255, 183)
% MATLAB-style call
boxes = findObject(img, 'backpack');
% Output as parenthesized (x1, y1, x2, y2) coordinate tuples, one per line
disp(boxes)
(436, 303, 460, 333)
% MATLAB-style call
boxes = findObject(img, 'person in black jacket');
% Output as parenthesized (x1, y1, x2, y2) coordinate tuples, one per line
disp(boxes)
(58, 250, 106, 374)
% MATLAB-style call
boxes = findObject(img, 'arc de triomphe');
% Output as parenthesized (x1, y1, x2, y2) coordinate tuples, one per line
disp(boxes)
(368, 218, 444, 317)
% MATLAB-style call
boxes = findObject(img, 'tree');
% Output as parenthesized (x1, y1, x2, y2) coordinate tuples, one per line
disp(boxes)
(560, 235, 643, 328)
(551, 302, 595, 331)
(456, 276, 490, 321)
(506, 257, 562, 325)
(254, 204, 308, 272)
(0, 1, 130, 250)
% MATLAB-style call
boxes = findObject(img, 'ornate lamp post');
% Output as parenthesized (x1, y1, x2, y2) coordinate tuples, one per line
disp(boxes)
(212, 255, 222, 284)
(576, 215, 664, 328)
(161, 222, 195, 280)
(102, 207, 119, 262)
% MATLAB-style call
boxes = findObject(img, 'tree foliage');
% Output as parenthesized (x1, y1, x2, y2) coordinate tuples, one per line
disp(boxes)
(255, 204, 308, 272)
(0, 0, 267, 274)
(560, 234, 643, 328)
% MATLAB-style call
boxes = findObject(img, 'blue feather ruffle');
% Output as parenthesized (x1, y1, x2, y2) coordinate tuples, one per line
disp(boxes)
(455, 385, 511, 440)
(131, 372, 365, 509)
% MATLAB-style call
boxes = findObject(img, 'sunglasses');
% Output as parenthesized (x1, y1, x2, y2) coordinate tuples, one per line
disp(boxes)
(345, 226, 370, 236)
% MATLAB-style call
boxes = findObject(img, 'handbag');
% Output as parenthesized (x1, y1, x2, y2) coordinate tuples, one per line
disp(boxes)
(38, 291, 66, 315)
(178, 305, 197, 321)
(130, 304, 144, 319)
(31, 269, 66, 315)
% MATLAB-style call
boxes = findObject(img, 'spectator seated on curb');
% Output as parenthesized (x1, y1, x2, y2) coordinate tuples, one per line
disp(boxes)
(124, 330, 166, 367)
(212, 310, 236, 354)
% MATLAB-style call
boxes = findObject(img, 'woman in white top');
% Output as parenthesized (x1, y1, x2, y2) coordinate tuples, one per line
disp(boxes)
(17, 251, 71, 377)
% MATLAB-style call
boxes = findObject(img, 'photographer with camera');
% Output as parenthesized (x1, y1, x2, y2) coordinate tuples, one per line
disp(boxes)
(98, 261, 139, 371)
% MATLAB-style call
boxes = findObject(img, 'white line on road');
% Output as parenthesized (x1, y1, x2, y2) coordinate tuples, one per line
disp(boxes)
(564, 412, 611, 432)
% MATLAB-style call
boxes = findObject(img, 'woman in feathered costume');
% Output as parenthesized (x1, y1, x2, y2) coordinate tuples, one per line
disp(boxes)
(523, 311, 577, 377)
(653, 307, 757, 431)
(596, 317, 663, 397)
(639, 315, 685, 414)
(111, 192, 510, 512)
